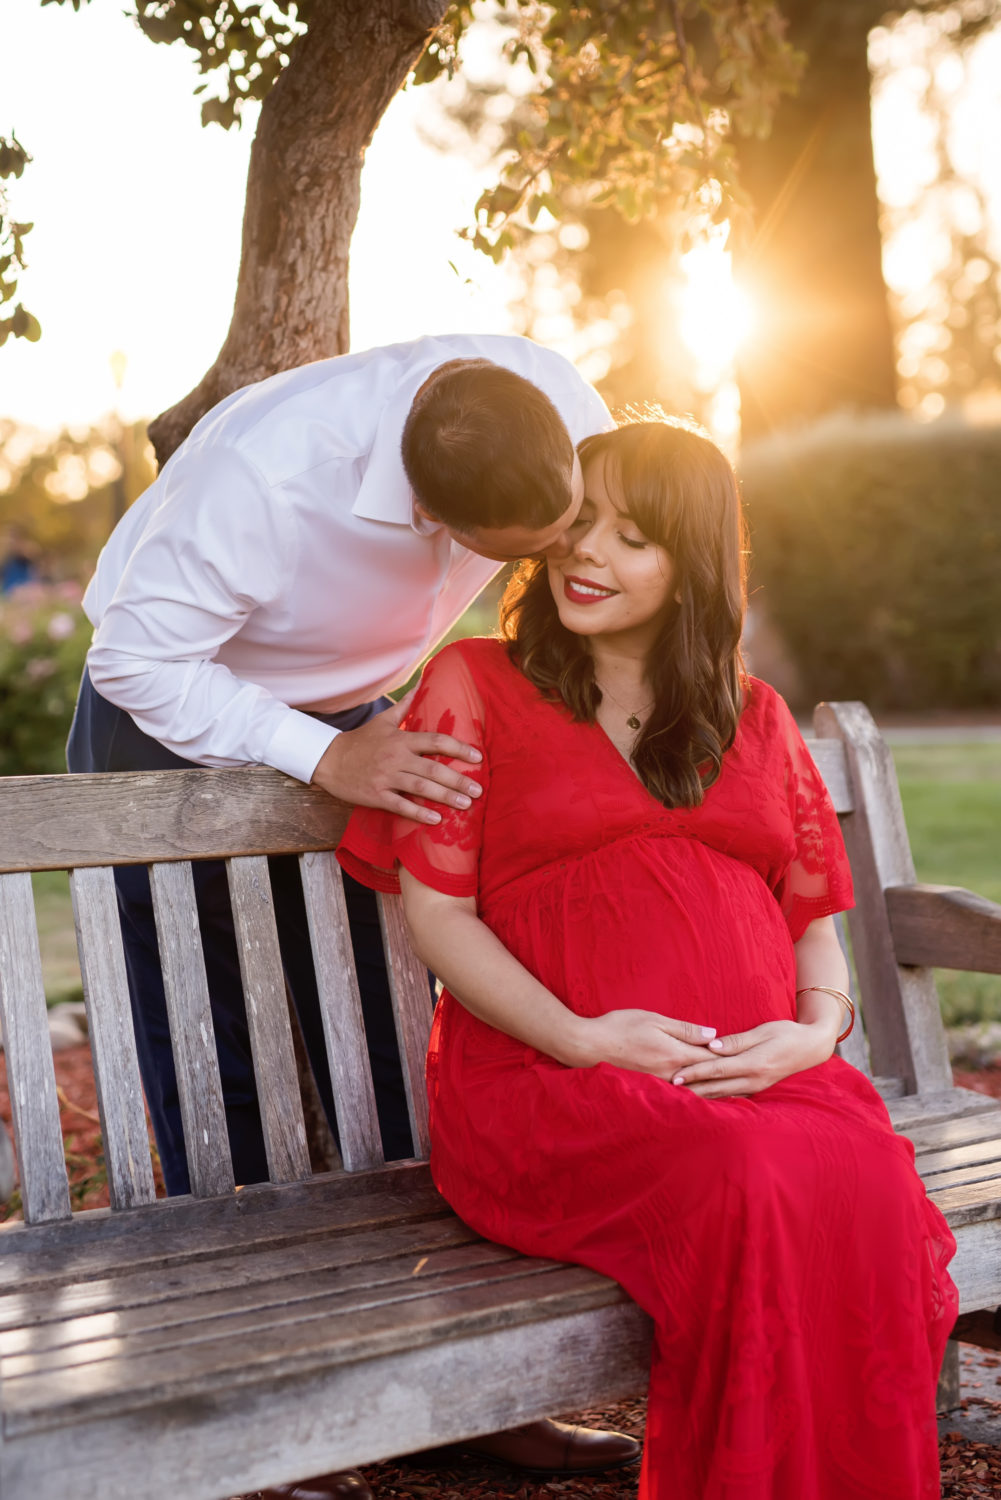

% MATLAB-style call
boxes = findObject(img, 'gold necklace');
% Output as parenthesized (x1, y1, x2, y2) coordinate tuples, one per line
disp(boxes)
(595, 678, 655, 731)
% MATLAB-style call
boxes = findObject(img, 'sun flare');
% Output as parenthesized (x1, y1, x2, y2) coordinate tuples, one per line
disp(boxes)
(677, 239, 756, 391)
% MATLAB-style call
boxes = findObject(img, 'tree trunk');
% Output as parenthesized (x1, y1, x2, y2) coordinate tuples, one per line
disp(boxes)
(148, 0, 448, 466)
(734, 3, 897, 439)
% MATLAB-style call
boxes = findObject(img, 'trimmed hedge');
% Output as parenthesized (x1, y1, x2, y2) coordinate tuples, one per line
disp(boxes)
(740, 411, 1001, 711)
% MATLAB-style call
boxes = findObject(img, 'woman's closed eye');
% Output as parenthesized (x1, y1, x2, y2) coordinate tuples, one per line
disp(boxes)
(617, 532, 650, 550)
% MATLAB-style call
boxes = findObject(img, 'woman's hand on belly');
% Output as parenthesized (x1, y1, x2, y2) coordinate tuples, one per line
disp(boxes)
(670, 1016, 839, 1098)
(567, 1009, 720, 1078)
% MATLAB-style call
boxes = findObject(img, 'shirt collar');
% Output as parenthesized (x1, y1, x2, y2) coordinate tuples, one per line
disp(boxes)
(351, 383, 442, 535)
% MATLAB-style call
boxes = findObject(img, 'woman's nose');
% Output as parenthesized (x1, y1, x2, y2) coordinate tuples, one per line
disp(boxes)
(573, 527, 605, 565)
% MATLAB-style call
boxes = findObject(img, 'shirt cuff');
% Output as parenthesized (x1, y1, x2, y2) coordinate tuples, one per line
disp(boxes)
(263, 709, 340, 785)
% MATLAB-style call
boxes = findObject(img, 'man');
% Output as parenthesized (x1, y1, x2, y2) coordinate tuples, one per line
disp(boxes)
(68, 334, 638, 1499)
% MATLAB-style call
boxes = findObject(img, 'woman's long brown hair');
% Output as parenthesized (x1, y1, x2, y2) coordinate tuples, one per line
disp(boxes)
(500, 418, 748, 808)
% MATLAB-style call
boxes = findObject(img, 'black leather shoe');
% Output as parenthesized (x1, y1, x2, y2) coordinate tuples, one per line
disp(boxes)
(462, 1417, 641, 1474)
(248, 1472, 374, 1500)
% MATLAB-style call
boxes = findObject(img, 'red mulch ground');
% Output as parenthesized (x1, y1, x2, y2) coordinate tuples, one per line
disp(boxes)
(3, 1044, 1001, 1497)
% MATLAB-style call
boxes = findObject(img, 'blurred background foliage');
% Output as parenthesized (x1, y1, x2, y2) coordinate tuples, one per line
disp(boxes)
(741, 410, 1001, 710)
(0, 417, 155, 775)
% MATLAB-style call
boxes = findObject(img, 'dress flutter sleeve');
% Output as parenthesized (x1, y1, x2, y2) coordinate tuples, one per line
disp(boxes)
(336, 643, 489, 899)
(770, 692, 855, 943)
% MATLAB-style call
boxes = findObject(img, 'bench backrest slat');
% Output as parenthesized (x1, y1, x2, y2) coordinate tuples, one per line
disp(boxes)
(299, 852, 384, 1172)
(226, 856, 311, 1184)
(149, 862, 235, 1197)
(808, 739, 852, 815)
(0, 873, 71, 1223)
(814, 701, 952, 1096)
(377, 892, 434, 1159)
(69, 865, 156, 1209)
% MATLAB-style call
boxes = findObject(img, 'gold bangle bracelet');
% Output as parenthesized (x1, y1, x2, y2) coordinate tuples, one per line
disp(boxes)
(796, 985, 856, 1043)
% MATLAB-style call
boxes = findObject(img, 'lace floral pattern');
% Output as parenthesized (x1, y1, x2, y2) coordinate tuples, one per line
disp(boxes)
(337, 638, 956, 1500)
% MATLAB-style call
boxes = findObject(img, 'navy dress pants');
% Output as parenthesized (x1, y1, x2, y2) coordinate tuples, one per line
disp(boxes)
(67, 669, 413, 1194)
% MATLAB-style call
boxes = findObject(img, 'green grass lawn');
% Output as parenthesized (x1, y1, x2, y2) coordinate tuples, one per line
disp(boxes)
(891, 741, 1001, 1026)
(30, 739, 1000, 1026)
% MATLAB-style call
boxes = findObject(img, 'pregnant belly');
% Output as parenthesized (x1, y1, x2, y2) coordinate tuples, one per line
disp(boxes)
(483, 834, 797, 1035)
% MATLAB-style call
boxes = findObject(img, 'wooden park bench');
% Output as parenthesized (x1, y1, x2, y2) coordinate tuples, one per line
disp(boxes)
(0, 698, 999, 1500)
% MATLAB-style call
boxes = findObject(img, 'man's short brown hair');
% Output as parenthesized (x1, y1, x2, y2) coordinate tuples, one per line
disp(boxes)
(401, 361, 574, 532)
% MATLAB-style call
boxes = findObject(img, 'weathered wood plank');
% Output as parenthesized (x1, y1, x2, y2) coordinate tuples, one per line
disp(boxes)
(832, 911, 871, 1077)
(299, 852, 383, 1172)
(2, 1249, 564, 1381)
(921, 1159, 1001, 1194)
(148, 862, 234, 1198)
(886, 1088, 1000, 1134)
(0, 1301, 653, 1500)
(916, 1137, 1001, 1179)
(0, 1213, 481, 1334)
(226, 856, 310, 1184)
(0, 872, 71, 1224)
(0, 1169, 445, 1290)
(0, 1233, 504, 1353)
(807, 738, 853, 815)
(905, 1112, 1001, 1155)
(3, 1262, 632, 1428)
(68, 866, 156, 1211)
(928, 1176, 1001, 1225)
(815, 701, 953, 1096)
(946, 1216, 1001, 1313)
(0, 768, 350, 874)
(377, 892, 434, 1160)
(886, 883, 1001, 975)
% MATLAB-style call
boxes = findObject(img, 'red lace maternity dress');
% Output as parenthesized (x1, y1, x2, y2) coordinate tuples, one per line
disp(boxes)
(337, 637, 957, 1500)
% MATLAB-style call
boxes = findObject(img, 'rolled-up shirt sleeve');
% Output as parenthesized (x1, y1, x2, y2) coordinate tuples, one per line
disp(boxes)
(86, 442, 338, 782)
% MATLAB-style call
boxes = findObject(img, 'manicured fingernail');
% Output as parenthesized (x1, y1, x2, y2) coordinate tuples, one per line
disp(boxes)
(709, 1039, 723, 1051)
(469, 749, 483, 762)
(468, 783, 482, 796)
(455, 795, 471, 809)
(673, 1075, 686, 1086)
(700, 1027, 716, 1038)
(426, 811, 442, 823)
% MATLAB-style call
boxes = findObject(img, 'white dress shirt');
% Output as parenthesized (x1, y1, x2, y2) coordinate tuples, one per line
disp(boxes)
(84, 333, 612, 783)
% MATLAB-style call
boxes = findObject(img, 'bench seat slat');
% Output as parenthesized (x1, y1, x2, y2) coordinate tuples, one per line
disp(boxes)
(0, 1233, 509, 1354)
(926, 1175, 1001, 1224)
(69, 866, 156, 1211)
(905, 1111, 1001, 1155)
(920, 1160, 1001, 1194)
(0, 872, 71, 1225)
(0, 1211, 481, 1334)
(227, 855, 310, 1184)
(915, 1136, 1001, 1178)
(0, 1169, 446, 1291)
(377, 892, 434, 1159)
(2, 1262, 630, 1432)
(299, 851, 383, 1171)
(149, 861, 235, 1198)
(2, 1245, 554, 1380)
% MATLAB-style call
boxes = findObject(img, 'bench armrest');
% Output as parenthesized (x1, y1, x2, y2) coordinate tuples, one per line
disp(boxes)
(886, 884, 1001, 975)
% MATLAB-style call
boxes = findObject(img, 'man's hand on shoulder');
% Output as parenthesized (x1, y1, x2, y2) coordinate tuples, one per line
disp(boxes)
(310, 690, 484, 824)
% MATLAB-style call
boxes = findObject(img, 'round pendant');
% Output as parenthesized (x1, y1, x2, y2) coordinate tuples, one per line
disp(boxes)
(626, 714, 641, 730)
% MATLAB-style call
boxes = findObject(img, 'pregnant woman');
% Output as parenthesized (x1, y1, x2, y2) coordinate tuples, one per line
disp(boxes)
(338, 418, 956, 1499)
